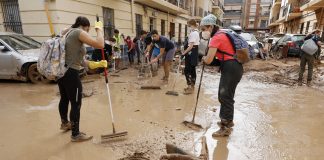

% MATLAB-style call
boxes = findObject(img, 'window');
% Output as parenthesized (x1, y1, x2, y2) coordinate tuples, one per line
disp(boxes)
(103, 7, 114, 39)
(260, 20, 267, 28)
(250, 4, 256, 12)
(313, 22, 318, 30)
(178, 23, 182, 43)
(305, 21, 310, 34)
(161, 20, 166, 36)
(169, 22, 175, 38)
(185, 25, 188, 37)
(300, 22, 304, 34)
(0, 0, 23, 34)
(149, 17, 156, 32)
(135, 14, 143, 37)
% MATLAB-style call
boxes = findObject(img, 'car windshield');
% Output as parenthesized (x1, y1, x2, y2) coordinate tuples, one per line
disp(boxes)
(292, 35, 306, 41)
(0, 34, 41, 50)
(240, 33, 258, 42)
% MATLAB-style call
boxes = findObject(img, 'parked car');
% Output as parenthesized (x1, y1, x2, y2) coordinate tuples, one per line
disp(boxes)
(0, 32, 49, 83)
(270, 34, 306, 59)
(239, 32, 263, 59)
(264, 33, 285, 45)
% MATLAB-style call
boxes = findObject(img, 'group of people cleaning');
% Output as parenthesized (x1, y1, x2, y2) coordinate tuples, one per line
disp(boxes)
(56, 13, 274, 143)
(56, 12, 322, 144)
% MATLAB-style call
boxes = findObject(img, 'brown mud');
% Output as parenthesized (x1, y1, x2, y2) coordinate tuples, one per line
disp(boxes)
(0, 59, 324, 160)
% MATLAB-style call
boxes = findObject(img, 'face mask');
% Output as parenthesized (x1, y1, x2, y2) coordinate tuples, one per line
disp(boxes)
(201, 31, 211, 40)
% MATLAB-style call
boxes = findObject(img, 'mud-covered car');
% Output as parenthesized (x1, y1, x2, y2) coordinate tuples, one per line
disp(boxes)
(0, 32, 49, 83)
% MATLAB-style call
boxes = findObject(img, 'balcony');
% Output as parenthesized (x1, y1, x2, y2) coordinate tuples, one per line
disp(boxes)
(268, 14, 280, 27)
(224, 11, 242, 18)
(300, 0, 324, 11)
(287, 4, 302, 20)
(134, 0, 189, 15)
(212, 0, 225, 19)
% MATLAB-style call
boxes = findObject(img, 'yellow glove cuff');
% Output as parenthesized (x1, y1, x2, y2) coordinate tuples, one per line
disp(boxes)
(94, 21, 103, 30)
(88, 60, 107, 69)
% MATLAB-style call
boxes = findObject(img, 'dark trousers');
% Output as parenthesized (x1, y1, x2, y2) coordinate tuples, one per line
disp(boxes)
(136, 50, 142, 63)
(218, 60, 243, 121)
(184, 63, 196, 86)
(58, 68, 82, 136)
(298, 52, 315, 82)
(128, 51, 134, 64)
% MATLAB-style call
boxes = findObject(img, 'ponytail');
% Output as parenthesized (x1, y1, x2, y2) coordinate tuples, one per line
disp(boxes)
(71, 16, 90, 28)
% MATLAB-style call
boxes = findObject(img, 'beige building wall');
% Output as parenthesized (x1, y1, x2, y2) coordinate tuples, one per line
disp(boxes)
(0, 0, 191, 43)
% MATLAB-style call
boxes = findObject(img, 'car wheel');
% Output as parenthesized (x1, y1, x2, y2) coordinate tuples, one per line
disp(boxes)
(27, 63, 50, 84)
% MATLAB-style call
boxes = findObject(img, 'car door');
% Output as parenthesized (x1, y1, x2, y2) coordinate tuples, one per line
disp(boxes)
(0, 41, 16, 78)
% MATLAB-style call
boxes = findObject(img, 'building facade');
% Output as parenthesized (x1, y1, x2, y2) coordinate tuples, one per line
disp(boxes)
(223, 0, 244, 27)
(0, 0, 224, 43)
(243, 0, 271, 31)
(268, 0, 324, 37)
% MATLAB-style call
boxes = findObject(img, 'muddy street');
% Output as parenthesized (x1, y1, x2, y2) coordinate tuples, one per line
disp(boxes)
(0, 59, 324, 160)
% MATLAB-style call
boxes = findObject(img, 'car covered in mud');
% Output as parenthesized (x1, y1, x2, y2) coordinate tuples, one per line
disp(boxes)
(0, 32, 49, 83)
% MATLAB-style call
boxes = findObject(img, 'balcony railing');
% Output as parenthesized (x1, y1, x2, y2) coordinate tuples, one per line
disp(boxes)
(224, 11, 242, 16)
(213, 0, 225, 11)
(261, 11, 270, 16)
(166, 0, 190, 10)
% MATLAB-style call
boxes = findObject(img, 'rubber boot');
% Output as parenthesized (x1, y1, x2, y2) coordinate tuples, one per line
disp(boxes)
(60, 121, 71, 131)
(217, 120, 234, 128)
(213, 120, 234, 137)
(307, 81, 312, 87)
(183, 85, 194, 95)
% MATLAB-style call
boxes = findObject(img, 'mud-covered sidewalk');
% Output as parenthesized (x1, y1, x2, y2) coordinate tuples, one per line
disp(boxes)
(0, 59, 324, 160)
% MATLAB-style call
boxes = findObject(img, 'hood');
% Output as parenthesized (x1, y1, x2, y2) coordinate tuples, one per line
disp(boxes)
(18, 49, 40, 61)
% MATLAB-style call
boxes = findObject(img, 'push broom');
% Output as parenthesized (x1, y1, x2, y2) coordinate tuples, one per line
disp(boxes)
(96, 15, 128, 141)
(182, 39, 210, 130)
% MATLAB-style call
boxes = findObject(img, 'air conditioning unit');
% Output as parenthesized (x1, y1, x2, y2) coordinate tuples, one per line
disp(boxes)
(152, 11, 158, 17)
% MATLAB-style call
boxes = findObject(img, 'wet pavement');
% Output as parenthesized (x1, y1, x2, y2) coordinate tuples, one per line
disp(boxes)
(0, 60, 324, 160)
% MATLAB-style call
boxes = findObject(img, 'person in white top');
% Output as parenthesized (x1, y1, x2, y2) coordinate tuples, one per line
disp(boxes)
(182, 19, 200, 94)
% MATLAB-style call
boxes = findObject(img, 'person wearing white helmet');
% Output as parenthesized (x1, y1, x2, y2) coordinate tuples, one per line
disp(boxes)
(201, 14, 243, 137)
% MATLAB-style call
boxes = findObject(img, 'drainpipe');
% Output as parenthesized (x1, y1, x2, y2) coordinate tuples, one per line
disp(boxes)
(131, 0, 134, 34)
(44, 0, 55, 37)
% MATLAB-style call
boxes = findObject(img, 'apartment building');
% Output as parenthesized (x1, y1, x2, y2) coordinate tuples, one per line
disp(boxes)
(268, 0, 324, 38)
(223, 0, 244, 27)
(0, 0, 224, 43)
(194, 0, 224, 25)
(243, 0, 271, 31)
(0, 0, 190, 42)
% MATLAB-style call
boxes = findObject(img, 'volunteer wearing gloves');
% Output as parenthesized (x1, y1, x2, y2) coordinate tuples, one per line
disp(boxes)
(58, 16, 106, 142)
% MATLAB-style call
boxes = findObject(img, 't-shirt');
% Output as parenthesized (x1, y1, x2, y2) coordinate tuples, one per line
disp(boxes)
(152, 46, 160, 57)
(65, 29, 86, 70)
(188, 29, 200, 45)
(113, 34, 122, 50)
(209, 32, 235, 61)
(153, 36, 175, 52)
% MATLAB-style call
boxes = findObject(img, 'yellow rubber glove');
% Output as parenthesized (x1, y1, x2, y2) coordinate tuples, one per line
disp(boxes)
(94, 21, 103, 30)
(88, 60, 107, 69)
